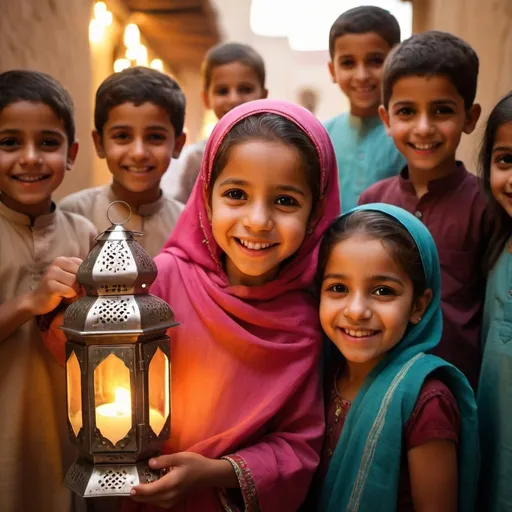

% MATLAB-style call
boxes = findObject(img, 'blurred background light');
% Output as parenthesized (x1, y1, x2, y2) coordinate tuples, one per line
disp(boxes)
(250, 0, 412, 52)
(150, 59, 164, 72)
(89, 1, 113, 44)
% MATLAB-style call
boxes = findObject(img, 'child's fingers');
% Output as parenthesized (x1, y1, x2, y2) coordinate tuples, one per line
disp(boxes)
(46, 280, 77, 300)
(148, 454, 176, 470)
(67, 257, 84, 266)
(51, 256, 82, 274)
(131, 470, 176, 498)
(46, 265, 79, 290)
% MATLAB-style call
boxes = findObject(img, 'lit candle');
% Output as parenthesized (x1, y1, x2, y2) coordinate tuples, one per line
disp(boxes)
(95, 387, 167, 444)
(96, 387, 132, 444)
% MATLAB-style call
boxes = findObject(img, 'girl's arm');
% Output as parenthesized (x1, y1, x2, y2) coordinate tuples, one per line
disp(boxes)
(406, 378, 460, 512)
(131, 363, 324, 512)
(408, 439, 458, 512)
(130, 452, 239, 510)
(221, 368, 325, 512)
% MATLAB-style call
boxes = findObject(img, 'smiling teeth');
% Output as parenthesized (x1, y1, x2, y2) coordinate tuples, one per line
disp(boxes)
(239, 239, 272, 250)
(126, 166, 151, 173)
(413, 143, 437, 150)
(343, 329, 375, 338)
(15, 175, 47, 182)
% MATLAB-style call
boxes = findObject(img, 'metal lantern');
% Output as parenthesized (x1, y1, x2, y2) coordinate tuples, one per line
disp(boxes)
(62, 203, 176, 498)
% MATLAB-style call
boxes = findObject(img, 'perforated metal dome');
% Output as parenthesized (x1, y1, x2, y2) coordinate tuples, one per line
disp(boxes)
(62, 204, 176, 342)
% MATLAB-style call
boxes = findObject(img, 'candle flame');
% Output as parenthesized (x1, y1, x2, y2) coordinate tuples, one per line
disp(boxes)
(97, 387, 131, 417)
(114, 387, 131, 414)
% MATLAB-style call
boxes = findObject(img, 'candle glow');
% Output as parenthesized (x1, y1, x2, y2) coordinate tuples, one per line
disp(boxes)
(95, 386, 166, 444)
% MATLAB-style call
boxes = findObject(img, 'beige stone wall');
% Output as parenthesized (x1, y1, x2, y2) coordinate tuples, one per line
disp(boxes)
(411, 0, 512, 171)
(0, 0, 94, 200)
(0, 0, 205, 199)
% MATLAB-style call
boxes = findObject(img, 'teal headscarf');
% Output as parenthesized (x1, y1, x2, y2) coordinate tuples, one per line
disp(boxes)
(319, 204, 479, 512)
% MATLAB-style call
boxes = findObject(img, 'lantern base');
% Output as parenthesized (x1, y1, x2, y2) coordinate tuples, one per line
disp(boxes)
(64, 457, 161, 497)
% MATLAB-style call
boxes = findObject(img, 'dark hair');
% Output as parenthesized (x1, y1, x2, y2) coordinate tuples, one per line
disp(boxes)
(328, 6, 401, 59)
(0, 70, 75, 146)
(94, 66, 185, 137)
(382, 31, 479, 110)
(201, 42, 266, 91)
(210, 113, 321, 205)
(319, 210, 427, 298)
(479, 91, 512, 270)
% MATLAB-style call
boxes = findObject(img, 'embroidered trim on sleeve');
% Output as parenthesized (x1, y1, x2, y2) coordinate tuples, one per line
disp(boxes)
(221, 455, 261, 512)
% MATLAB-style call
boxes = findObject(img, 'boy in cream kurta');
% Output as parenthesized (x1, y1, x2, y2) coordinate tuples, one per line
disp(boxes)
(0, 71, 97, 511)
(60, 67, 187, 257)
(0, 204, 96, 512)
(60, 184, 182, 258)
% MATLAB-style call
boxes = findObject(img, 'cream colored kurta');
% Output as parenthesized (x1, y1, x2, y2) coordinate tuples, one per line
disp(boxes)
(0, 201, 97, 512)
(60, 185, 184, 258)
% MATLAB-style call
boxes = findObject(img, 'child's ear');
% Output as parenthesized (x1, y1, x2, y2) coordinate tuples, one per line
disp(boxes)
(66, 141, 79, 170)
(92, 130, 106, 159)
(202, 186, 213, 222)
(172, 131, 187, 159)
(327, 61, 336, 83)
(378, 105, 392, 135)
(201, 90, 211, 110)
(262, 88, 269, 99)
(409, 288, 433, 325)
(463, 103, 482, 135)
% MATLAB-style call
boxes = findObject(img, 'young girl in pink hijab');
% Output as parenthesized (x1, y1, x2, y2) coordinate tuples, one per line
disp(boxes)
(43, 99, 340, 511)
(127, 99, 340, 511)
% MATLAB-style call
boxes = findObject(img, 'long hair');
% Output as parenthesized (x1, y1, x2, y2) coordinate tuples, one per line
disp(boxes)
(479, 91, 512, 270)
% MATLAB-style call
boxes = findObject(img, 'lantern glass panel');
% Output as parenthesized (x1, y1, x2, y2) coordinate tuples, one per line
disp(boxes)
(94, 353, 132, 445)
(67, 351, 83, 437)
(148, 347, 169, 436)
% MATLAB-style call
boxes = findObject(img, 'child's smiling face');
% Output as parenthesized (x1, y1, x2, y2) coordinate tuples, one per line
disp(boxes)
(207, 139, 313, 287)
(93, 101, 186, 203)
(320, 234, 430, 370)
(329, 31, 391, 118)
(203, 62, 267, 121)
(379, 74, 480, 179)
(0, 100, 77, 217)
(489, 122, 512, 217)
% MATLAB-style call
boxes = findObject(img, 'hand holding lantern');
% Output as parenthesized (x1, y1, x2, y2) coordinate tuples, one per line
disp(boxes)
(130, 452, 239, 509)
(28, 256, 82, 316)
(62, 202, 176, 498)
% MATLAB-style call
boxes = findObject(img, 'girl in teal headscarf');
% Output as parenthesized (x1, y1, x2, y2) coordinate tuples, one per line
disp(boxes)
(476, 91, 512, 511)
(316, 203, 479, 511)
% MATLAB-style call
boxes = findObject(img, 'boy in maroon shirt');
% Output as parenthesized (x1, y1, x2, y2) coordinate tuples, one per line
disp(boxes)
(359, 31, 489, 388)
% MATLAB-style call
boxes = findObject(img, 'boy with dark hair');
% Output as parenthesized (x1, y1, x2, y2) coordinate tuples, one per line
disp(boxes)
(60, 66, 186, 257)
(0, 70, 97, 511)
(162, 42, 268, 204)
(359, 31, 488, 388)
(325, 6, 405, 211)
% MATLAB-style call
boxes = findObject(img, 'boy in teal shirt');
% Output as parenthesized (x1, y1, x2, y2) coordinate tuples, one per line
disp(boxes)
(325, 6, 405, 211)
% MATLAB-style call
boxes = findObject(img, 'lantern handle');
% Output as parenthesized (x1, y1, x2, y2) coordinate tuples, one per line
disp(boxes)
(107, 200, 132, 226)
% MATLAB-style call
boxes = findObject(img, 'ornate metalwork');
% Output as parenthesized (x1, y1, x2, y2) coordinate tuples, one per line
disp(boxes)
(62, 202, 175, 498)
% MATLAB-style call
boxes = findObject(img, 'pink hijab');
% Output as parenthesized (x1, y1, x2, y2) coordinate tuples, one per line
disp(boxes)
(145, 100, 340, 511)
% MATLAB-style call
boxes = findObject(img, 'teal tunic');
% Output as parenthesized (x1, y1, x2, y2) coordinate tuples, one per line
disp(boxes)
(324, 113, 405, 212)
(319, 204, 479, 512)
(478, 243, 512, 511)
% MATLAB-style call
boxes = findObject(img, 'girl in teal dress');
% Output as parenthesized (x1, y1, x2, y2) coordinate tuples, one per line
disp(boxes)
(477, 91, 512, 511)
(316, 204, 479, 511)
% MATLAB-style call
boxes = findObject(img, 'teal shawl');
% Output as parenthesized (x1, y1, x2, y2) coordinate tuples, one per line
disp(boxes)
(319, 204, 479, 512)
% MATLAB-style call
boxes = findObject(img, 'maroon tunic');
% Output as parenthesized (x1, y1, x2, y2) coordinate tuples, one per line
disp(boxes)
(318, 376, 460, 511)
(359, 162, 490, 387)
